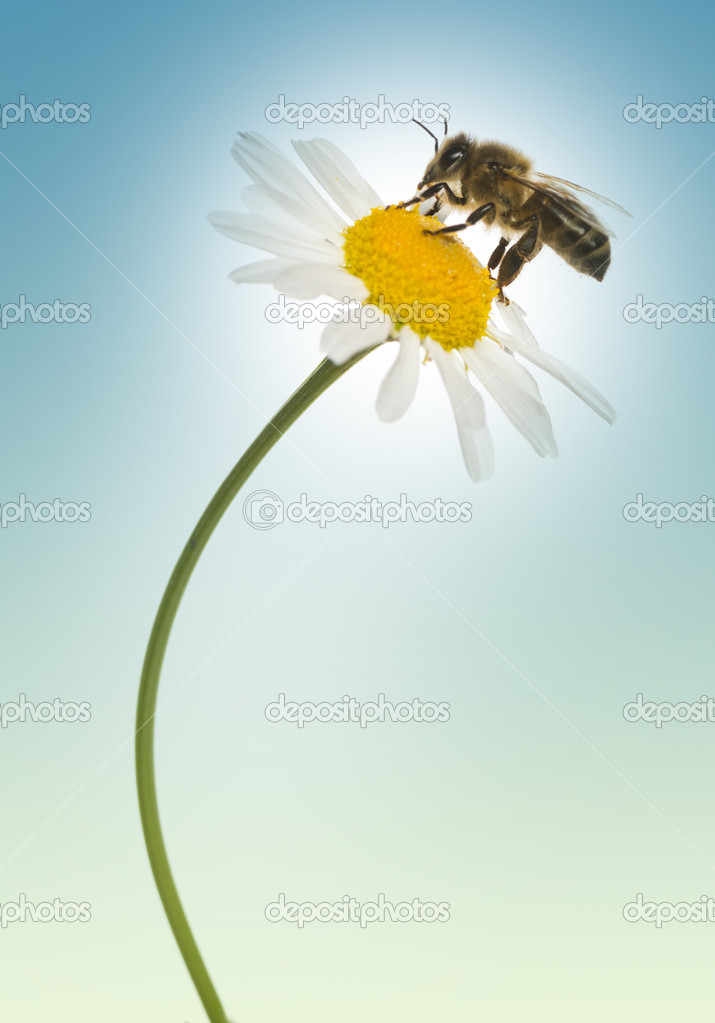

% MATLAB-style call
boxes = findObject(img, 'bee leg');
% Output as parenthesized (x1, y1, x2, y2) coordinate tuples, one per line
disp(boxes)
(487, 236, 509, 271)
(398, 182, 467, 209)
(398, 185, 441, 208)
(429, 183, 466, 206)
(398, 182, 445, 208)
(423, 196, 443, 216)
(496, 218, 542, 289)
(423, 202, 495, 236)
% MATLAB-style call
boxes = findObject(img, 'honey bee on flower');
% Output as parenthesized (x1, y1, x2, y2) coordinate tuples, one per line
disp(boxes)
(208, 132, 615, 481)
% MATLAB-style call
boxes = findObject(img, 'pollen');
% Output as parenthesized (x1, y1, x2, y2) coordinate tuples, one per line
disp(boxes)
(342, 205, 497, 350)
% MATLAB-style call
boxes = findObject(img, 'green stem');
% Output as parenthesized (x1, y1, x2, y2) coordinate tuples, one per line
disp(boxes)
(135, 349, 375, 1023)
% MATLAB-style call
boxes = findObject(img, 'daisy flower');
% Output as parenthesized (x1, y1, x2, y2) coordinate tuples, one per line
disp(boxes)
(208, 132, 616, 481)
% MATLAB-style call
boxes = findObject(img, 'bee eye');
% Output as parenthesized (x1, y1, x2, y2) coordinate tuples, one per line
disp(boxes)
(443, 146, 465, 166)
(487, 162, 500, 171)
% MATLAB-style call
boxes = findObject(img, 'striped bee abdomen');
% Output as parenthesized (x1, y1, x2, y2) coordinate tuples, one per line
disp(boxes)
(541, 197, 611, 281)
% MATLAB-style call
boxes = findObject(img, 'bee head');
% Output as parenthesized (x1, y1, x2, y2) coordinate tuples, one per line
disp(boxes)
(417, 133, 472, 189)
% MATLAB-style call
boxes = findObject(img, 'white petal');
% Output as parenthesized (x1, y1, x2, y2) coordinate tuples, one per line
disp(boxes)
(507, 340, 617, 424)
(292, 139, 380, 221)
(231, 132, 345, 224)
(320, 313, 392, 364)
(493, 300, 540, 348)
(241, 184, 346, 242)
(463, 342, 558, 457)
(273, 263, 369, 301)
(295, 138, 382, 209)
(483, 320, 514, 347)
(376, 328, 421, 422)
(207, 211, 339, 263)
(228, 258, 300, 285)
(426, 340, 495, 482)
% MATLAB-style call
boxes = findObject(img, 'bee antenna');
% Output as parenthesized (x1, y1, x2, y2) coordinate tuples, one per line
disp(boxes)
(411, 117, 439, 154)
(443, 117, 448, 136)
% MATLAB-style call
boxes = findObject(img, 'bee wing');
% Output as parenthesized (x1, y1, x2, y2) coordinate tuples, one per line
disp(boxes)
(527, 171, 634, 217)
(529, 172, 632, 218)
(501, 169, 628, 237)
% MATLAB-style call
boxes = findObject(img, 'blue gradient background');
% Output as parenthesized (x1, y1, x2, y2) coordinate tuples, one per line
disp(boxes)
(1, 1, 715, 1020)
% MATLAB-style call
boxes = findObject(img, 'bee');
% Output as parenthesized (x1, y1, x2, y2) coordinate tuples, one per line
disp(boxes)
(401, 120, 630, 295)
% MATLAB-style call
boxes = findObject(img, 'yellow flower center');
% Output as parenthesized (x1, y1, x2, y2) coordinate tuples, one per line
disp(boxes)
(342, 205, 497, 350)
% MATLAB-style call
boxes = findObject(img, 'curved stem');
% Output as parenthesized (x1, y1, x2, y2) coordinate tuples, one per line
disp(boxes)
(135, 349, 376, 1023)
